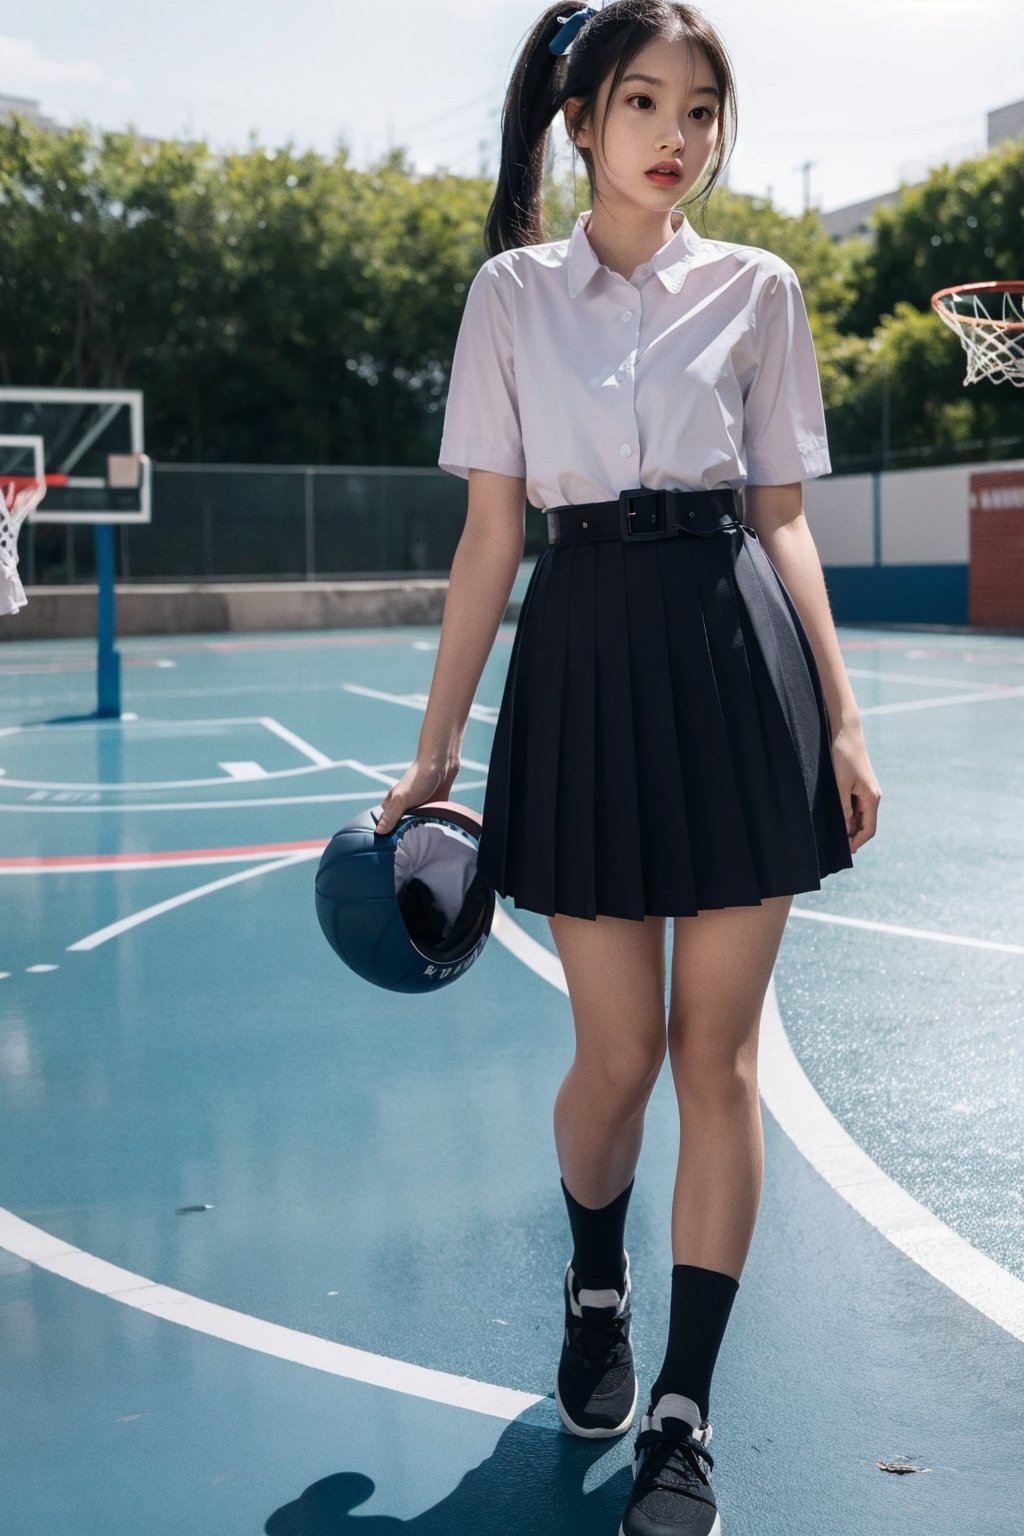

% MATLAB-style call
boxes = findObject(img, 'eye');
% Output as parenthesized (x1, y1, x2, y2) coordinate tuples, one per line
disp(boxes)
(626, 94, 655, 110)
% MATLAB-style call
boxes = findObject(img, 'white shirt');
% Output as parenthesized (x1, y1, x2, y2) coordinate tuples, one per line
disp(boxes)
(438, 209, 832, 511)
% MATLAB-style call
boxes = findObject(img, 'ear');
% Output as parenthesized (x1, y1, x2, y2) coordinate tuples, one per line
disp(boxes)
(563, 97, 589, 147)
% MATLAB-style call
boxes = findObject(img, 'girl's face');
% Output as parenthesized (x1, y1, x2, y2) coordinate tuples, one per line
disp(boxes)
(566, 36, 722, 217)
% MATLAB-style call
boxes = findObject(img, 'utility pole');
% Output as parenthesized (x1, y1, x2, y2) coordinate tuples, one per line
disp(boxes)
(794, 158, 818, 213)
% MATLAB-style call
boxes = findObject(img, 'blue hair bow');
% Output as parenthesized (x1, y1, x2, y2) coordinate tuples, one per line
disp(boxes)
(549, 6, 598, 55)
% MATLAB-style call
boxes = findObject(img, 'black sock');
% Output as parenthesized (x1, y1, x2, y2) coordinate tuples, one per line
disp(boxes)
(650, 1263, 740, 1422)
(560, 1176, 633, 1293)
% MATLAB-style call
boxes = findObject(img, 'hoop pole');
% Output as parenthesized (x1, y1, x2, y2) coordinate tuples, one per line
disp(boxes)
(94, 524, 122, 719)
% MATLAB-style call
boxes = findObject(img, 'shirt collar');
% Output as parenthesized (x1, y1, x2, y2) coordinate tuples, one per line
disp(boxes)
(566, 209, 701, 299)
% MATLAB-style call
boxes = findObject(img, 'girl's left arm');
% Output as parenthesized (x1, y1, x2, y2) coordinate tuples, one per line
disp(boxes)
(745, 482, 882, 853)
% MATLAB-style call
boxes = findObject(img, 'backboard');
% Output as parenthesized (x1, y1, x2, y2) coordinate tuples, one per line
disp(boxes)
(0, 387, 151, 523)
(0, 432, 45, 489)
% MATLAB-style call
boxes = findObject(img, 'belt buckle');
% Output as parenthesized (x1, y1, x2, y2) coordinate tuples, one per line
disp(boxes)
(618, 488, 668, 540)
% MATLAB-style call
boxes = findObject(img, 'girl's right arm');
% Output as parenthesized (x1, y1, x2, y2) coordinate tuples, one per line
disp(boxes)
(373, 467, 527, 836)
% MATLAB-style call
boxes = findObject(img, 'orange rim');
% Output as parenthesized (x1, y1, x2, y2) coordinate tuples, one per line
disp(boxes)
(931, 280, 1024, 331)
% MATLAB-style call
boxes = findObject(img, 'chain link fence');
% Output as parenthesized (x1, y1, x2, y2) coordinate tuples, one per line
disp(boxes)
(20, 465, 550, 585)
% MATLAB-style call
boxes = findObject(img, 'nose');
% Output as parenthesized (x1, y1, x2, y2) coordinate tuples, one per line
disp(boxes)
(658, 121, 685, 152)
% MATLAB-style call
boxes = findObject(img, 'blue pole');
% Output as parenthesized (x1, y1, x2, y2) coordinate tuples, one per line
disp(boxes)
(94, 524, 122, 719)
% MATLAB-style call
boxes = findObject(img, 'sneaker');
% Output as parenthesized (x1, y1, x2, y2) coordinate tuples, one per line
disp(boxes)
(555, 1251, 637, 1438)
(619, 1393, 720, 1535)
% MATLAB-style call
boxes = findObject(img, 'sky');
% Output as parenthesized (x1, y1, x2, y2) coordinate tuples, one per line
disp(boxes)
(2, 0, 1023, 218)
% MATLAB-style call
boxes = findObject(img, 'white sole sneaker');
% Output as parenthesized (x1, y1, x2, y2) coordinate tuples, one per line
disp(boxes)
(555, 1372, 638, 1438)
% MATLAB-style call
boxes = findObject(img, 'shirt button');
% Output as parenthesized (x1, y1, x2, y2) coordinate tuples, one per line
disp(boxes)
(620, 310, 632, 321)
(620, 444, 632, 457)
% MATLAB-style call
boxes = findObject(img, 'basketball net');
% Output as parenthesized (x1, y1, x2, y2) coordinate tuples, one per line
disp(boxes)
(931, 281, 1024, 388)
(0, 476, 45, 616)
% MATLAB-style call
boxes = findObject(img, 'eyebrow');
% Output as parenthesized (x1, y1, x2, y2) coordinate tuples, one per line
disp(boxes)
(620, 73, 721, 99)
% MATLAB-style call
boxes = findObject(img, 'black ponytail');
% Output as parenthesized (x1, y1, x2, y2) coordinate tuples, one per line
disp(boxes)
(484, 3, 580, 257)
(484, 1, 738, 257)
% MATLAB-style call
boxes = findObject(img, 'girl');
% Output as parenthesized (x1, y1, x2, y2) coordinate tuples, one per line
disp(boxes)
(374, 3, 881, 1532)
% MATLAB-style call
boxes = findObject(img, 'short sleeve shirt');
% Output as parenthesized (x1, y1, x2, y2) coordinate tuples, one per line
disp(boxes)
(438, 209, 831, 510)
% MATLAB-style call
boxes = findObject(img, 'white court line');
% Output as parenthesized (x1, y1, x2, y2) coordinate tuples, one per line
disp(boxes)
(258, 717, 334, 768)
(860, 686, 1024, 716)
(344, 684, 500, 725)
(0, 715, 288, 736)
(66, 852, 318, 953)
(757, 978, 1024, 1342)
(489, 909, 1024, 1344)
(370, 758, 492, 776)
(347, 759, 401, 788)
(845, 667, 1023, 692)
(0, 1207, 542, 1424)
(0, 760, 351, 792)
(219, 762, 269, 781)
(789, 907, 1024, 957)
(0, 716, 342, 791)
(0, 878, 545, 1422)
(0, 783, 489, 814)
(345, 680, 1024, 727)
(490, 904, 567, 992)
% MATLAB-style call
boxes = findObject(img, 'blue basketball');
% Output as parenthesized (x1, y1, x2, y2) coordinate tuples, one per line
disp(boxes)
(315, 801, 495, 994)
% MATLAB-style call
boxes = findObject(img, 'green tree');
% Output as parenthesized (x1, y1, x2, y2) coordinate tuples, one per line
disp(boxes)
(838, 140, 1024, 336)
(1, 116, 1020, 474)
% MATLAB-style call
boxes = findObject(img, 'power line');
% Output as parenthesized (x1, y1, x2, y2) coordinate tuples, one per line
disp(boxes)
(395, 90, 495, 139)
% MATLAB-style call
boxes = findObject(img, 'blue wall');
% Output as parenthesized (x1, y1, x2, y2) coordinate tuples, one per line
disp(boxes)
(822, 564, 969, 625)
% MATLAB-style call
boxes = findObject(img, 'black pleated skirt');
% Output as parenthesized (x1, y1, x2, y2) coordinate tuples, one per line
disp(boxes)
(475, 521, 853, 921)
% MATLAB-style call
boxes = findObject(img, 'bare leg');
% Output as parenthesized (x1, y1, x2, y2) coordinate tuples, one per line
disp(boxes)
(666, 895, 793, 1280)
(548, 911, 668, 1206)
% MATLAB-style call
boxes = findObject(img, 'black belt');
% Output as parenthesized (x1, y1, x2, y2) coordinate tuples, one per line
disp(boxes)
(546, 487, 742, 545)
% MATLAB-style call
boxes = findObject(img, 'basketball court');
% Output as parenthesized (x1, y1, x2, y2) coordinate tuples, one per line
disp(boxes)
(1, 67, 1023, 1536)
(1, 616, 1022, 1534)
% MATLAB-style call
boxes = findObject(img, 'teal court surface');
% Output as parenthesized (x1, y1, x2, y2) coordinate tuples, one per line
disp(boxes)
(1, 609, 1023, 1535)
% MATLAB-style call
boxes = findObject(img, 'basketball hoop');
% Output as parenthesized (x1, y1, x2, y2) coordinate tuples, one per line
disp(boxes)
(1, 476, 44, 615)
(931, 280, 1024, 388)
(0, 471, 67, 616)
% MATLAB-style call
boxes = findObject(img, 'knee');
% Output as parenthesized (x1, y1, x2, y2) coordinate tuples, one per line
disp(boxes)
(574, 1036, 666, 1112)
(666, 1020, 758, 1106)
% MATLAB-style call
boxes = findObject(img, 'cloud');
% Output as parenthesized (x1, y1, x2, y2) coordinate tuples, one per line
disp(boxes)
(0, 34, 106, 86)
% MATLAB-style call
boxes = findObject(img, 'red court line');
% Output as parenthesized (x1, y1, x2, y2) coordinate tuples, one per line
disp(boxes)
(0, 840, 326, 871)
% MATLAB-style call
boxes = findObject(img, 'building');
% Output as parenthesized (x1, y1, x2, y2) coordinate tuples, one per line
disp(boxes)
(0, 94, 62, 133)
(988, 98, 1024, 149)
(820, 96, 1024, 242)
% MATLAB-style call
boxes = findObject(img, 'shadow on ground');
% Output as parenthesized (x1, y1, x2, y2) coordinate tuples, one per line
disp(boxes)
(266, 1413, 632, 1535)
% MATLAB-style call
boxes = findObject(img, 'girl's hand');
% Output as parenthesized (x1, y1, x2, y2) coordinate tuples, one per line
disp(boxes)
(373, 756, 461, 838)
(830, 718, 881, 854)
